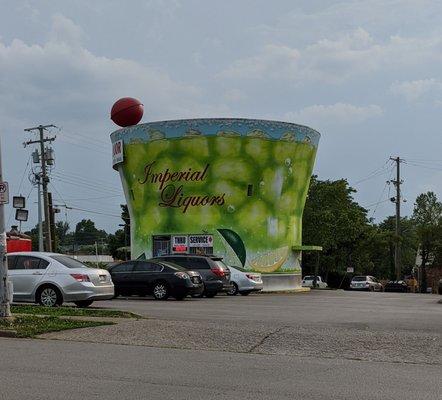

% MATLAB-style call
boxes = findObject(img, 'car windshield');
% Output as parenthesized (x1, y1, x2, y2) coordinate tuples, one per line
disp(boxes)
(352, 276, 367, 281)
(50, 255, 89, 269)
(304, 276, 314, 280)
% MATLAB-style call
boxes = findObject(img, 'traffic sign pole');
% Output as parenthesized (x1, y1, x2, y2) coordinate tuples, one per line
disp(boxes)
(0, 136, 12, 318)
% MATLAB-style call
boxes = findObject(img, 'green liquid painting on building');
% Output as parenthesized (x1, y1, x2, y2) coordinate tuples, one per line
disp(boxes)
(111, 118, 320, 273)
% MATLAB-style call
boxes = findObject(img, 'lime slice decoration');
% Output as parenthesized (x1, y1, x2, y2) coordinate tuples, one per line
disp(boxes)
(217, 229, 246, 267)
(249, 246, 289, 272)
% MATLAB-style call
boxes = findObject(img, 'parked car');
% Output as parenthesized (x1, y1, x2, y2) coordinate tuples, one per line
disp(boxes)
(384, 280, 408, 293)
(438, 278, 442, 295)
(152, 254, 232, 298)
(301, 275, 328, 288)
(349, 275, 383, 291)
(108, 260, 203, 300)
(7, 252, 114, 307)
(226, 266, 263, 296)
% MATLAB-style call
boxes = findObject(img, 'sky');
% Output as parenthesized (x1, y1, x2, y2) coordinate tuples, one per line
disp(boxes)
(1, 0, 442, 234)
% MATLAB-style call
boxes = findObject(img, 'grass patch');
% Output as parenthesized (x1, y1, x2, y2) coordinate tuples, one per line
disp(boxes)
(0, 315, 111, 338)
(11, 304, 141, 319)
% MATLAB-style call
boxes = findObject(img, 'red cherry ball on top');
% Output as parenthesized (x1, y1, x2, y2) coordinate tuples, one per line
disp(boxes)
(111, 97, 144, 127)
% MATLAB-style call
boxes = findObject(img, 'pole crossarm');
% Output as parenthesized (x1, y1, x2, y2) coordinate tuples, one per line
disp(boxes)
(24, 137, 56, 147)
(24, 124, 56, 131)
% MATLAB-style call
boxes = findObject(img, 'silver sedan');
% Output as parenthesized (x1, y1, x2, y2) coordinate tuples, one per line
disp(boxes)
(7, 252, 114, 307)
(226, 266, 263, 296)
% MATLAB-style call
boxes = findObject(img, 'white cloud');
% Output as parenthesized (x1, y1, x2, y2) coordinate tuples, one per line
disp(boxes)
(50, 14, 85, 46)
(0, 14, 227, 128)
(220, 44, 300, 80)
(219, 28, 442, 85)
(390, 79, 441, 102)
(285, 103, 383, 126)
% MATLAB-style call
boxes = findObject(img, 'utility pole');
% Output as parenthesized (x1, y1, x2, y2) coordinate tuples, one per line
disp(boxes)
(390, 156, 403, 280)
(0, 136, 12, 318)
(24, 125, 56, 252)
(35, 174, 44, 251)
(48, 192, 57, 251)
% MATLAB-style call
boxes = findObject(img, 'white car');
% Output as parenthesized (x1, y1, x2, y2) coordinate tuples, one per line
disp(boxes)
(349, 275, 383, 291)
(226, 266, 263, 296)
(302, 275, 328, 288)
(7, 252, 114, 307)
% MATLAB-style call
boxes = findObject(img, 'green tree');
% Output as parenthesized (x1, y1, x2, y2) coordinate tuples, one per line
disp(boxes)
(74, 219, 107, 246)
(371, 216, 418, 279)
(412, 191, 442, 291)
(107, 205, 130, 260)
(302, 176, 370, 282)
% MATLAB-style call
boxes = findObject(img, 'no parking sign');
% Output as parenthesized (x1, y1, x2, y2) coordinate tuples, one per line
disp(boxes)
(0, 181, 9, 204)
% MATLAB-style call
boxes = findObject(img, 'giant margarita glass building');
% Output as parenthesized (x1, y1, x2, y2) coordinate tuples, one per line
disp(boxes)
(111, 118, 320, 288)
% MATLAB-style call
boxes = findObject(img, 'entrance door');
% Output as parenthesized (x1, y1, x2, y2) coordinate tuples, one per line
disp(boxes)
(152, 235, 171, 257)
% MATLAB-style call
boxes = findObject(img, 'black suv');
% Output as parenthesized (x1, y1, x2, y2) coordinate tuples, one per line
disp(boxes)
(151, 255, 232, 298)
(108, 260, 203, 300)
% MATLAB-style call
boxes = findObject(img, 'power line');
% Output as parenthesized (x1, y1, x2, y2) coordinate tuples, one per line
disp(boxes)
(56, 136, 109, 157)
(367, 164, 395, 219)
(51, 175, 122, 196)
(353, 159, 391, 185)
(52, 194, 123, 202)
(54, 126, 109, 146)
(364, 198, 391, 209)
(53, 170, 119, 190)
(404, 161, 442, 172)
(17, 155, 31, 195)
(56, 204, 121, 218)
(370, 181, 390, 219)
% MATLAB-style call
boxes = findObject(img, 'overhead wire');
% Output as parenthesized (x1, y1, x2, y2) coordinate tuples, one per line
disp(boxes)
(52, 194, 124, 202)
(53, 126, 110, 157)
(366, 163, 395, 219)
(53, 170, 119, 190)
(54, 126, 109, 146)
(51, 175, 122, 196)
(58, 205, 121, 218)
(353, 159, 391, 185)
(403, 161, 442, 172)
(56, 137, 109, 157)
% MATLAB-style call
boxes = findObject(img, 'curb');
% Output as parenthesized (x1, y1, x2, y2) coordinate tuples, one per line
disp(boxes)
(261, 288, 311, 294)
(0, 329, 17, 338)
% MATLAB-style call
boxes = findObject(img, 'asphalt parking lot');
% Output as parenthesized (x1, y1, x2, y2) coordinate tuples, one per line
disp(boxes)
(1, 291, 441, 399)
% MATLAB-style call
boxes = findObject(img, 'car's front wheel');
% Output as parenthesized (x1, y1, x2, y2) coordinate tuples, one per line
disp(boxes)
(152, 282, 169, 300)
(227, 282, 238, 296)
(36, 285, 63, 307)
(74, 300, 94, 308)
